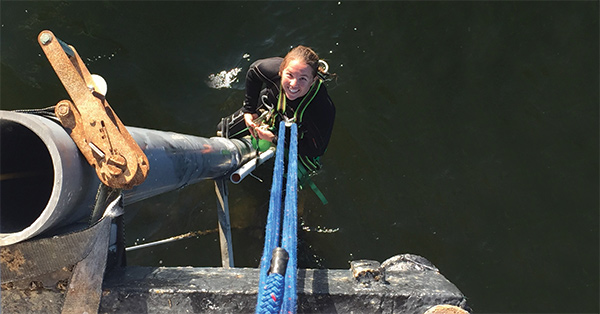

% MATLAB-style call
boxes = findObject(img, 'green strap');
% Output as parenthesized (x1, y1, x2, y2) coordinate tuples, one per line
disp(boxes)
(297, 162, 328, 205)
(230, 126, 250, 139)
(272, 80, 328, 205)
(294, 80, 322, 123)
(273, 79, 323, 126)
(299, 154, 321, 172)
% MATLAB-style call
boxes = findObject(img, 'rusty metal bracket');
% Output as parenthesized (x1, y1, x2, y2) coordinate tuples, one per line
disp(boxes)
(38, 30, 149, 189)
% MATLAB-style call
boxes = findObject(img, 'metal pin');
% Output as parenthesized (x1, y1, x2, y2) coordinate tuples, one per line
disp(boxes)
(89, 142, 105, 158)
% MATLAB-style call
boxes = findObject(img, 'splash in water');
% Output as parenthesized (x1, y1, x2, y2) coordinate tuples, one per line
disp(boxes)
(206, 67, 242, 89)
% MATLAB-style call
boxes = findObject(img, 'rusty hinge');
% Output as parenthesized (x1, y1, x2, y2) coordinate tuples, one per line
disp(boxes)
(38, 30, 149, 189)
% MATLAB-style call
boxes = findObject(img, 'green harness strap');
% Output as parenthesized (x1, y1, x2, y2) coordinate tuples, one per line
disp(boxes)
(297, 161, 328, 205)
(266, 80, 329, 204)
(230, 126, 250, 139)
(271, 79, 323, 169)
(272, 79, 323, 126)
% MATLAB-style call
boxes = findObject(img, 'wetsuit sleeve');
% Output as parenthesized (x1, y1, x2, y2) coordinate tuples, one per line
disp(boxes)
(298, 92, 336, 158)
(242, 57, 282, 114)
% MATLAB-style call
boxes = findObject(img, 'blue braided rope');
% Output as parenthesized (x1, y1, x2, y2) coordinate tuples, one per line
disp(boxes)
(256, 121, 287, 314)
(258, 273, 285, 314)
(281, 123, 298, 314)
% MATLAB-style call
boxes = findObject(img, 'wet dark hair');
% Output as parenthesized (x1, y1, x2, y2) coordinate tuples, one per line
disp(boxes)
(280, 45, 336, 82)
(280, 45, 320, 77)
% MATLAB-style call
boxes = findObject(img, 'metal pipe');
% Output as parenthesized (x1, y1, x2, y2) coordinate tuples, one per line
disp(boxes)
(0, 111, 97, 246)
(230, 148, 275, 184)
(124, 126, 254, 204)
(0, 110, 255, 246)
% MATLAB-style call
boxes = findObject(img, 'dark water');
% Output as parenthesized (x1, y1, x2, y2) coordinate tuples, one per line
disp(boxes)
(1, 1, 598, 312)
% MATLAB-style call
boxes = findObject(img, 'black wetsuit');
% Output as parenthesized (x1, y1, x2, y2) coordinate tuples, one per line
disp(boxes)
(242, 57, 336, 170)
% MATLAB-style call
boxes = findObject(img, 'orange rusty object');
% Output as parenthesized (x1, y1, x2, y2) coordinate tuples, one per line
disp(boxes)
(38, 30, 149, 189)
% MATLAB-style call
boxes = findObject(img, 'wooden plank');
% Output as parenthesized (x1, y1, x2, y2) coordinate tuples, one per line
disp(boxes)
(61, 218, 111, 314)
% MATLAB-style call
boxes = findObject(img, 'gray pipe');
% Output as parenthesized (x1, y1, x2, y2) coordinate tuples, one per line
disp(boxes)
(125, 126, 254, 204)
(0, 110, 255, 246)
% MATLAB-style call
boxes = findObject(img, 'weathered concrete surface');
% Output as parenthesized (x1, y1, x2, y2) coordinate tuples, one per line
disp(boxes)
(1, 255, 469, 314)
(98, 266, 468, 314)
(1, 287, 65, 314)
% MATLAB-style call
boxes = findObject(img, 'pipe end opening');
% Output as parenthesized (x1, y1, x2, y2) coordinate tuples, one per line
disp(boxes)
(1, 120, 54, 233)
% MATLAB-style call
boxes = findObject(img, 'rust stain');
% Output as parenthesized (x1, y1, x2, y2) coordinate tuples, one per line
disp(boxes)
(0, 247, 26, 274)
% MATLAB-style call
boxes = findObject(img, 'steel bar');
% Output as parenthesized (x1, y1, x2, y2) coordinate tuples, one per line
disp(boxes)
(215, 179, 234, 268)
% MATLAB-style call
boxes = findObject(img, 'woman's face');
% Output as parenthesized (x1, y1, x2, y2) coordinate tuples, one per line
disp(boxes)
(280, 59, 316, 100)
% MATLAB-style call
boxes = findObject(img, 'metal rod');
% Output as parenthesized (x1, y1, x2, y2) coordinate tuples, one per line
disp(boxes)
(125, 228, 218, 252)
(230, 148, 275, 184)
(215, 179, 234, 268)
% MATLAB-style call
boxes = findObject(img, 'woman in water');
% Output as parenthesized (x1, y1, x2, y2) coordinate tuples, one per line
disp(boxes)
(239, 45, 336, 175)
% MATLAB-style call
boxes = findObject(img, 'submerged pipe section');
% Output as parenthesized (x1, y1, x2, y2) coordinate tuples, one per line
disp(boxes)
(0, 110, 255, 245)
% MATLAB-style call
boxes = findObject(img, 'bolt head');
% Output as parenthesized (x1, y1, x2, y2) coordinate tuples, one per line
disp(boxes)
(40, 33, 53, 45)
(107, 164, 123, 176)
(56, 103, 70, 117)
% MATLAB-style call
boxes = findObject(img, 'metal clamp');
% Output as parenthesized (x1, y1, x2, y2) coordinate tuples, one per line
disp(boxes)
(38, 30, 149, 189)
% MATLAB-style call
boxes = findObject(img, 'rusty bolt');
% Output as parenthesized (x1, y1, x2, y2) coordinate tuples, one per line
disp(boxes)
(56, 102, 71, 117)
(107, 164, 123, 176)
(40, 33, 53, 45)
(108, 154, 127, 168)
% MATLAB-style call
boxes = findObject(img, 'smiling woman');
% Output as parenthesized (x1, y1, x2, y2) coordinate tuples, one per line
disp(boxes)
(278, 46, 320, 101)
(280, 59, 315, 101)
(220, 45, 336, 178)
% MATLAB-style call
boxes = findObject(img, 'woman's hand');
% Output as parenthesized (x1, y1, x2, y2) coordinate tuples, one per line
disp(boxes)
(245, 113, 275, 141)
(244, 113, 259, 137)
(254, 125, 275, 142)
